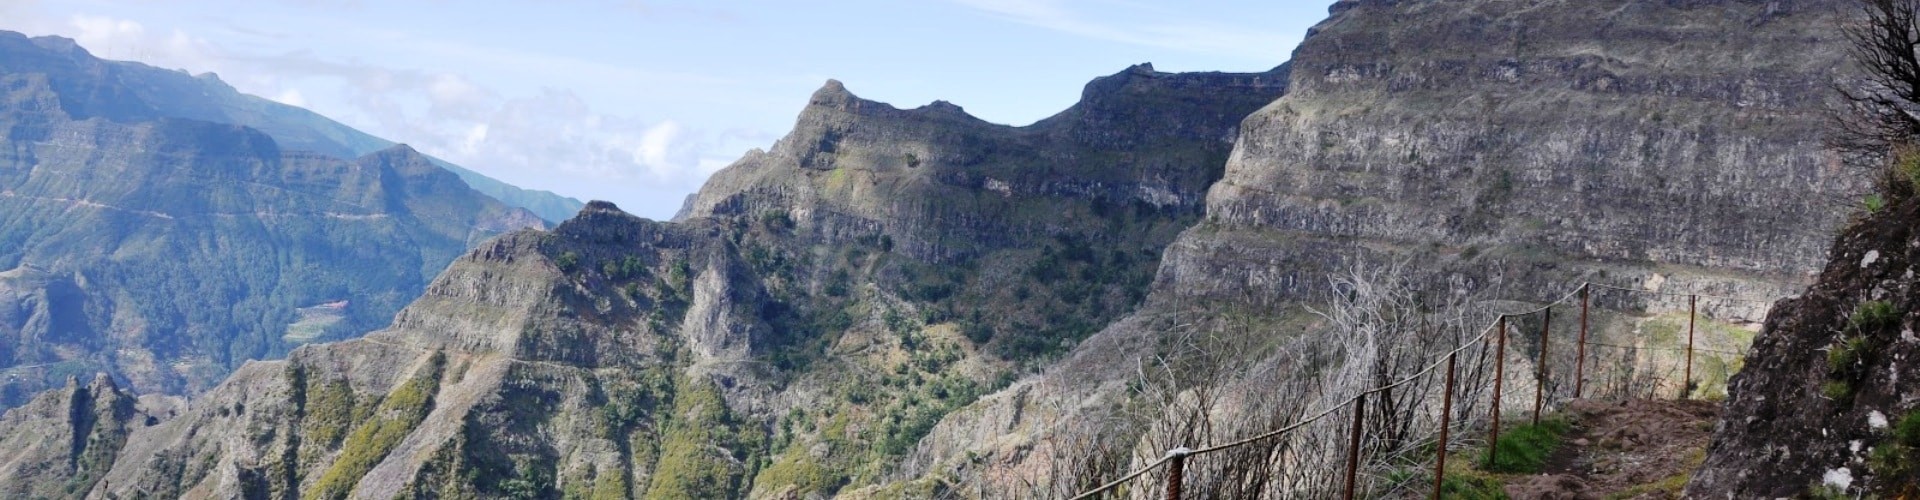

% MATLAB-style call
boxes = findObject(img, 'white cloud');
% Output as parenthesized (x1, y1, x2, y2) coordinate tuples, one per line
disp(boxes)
(459, 123, 488, 156)
(273, 88, 307, 107)
(634, 121, 681, 175)
(67, 14, 144, 54)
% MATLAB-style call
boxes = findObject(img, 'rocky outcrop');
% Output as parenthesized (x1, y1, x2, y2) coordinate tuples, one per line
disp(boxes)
(0, 374, 145, 498)
(1689, 192, 1920, 497)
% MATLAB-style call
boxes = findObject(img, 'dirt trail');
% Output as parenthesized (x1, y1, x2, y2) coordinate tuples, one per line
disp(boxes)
(1504, 399, 1720, 499)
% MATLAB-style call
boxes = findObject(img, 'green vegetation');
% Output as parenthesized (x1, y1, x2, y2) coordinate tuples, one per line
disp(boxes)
(305, 353, 446, 500)
(1896, 148, 1920, 196)
(1850, 300, 1900, 331)
(644, 375, 764, 500)
(1865, 193, 1889, 213)
(1828, 336, 1867, 375)
(1822, 380, 1853, 400)
(1480, 418, 1571, 473)
(1822, 301, 1899, 401)
(1867, 410, 1920, 488)
(1438, 468, 1509, 499)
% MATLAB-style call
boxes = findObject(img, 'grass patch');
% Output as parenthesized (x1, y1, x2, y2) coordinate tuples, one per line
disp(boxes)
(1822, 380, 1853, 400)
(1866, 193, 1889, 213)
(1438, 468, 1509, 499)
(1869, 410, 1920, 489)
(1828, 336, 1865, 374)
(1851, 300, 1900, 331)
(1480, 418, 1571, 474)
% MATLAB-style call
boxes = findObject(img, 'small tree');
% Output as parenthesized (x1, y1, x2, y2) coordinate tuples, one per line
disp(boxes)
(1836, 0, 1920, 198)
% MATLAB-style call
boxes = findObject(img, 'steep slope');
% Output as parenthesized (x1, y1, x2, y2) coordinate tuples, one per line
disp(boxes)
(0, 374, 148, 499)
(0, 58, 546, 403)
(895, 0, 1862, 492)
(1689, 187, 1920, 496)
(0, 30, 583, 222)
(0, 64, 1288, 497)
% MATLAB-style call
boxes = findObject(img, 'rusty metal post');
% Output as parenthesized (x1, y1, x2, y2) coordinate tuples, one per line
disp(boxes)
(1433, 351, 1458, 500)
(1164, 452, 1186, 500)
(1489, 316, 1507, 466)
(1575, 284, 1590, 399)
(1534, 307, 1551, 426)
(1684, 294, 1697, 399)
(1345, 392, 1367, 500)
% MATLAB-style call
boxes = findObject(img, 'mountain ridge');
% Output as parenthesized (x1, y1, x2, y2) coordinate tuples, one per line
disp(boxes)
(0, 29, 585, 223)
(0, 61, 1292, 497)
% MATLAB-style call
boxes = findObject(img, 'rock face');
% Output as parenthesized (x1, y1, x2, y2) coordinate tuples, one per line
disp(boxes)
(0, 61, 1288, 497)
(1689, 194, 1920, 497)
(0, 30, 583, 223)
(895, 0, 1862, 492)
(687, 63, 1287, 262)
(0, 35, 548, 403)
(0, 374, 147, 499)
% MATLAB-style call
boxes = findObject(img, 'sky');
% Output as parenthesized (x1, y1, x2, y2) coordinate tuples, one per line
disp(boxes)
(0, 0, 1335, 220)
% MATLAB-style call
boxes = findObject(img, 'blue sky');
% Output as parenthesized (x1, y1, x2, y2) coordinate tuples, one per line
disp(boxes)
(0, 0, 1334, 219)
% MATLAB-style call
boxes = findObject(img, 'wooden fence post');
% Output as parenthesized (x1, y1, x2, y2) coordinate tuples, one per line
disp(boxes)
(1433, 352, 1458, 500)
(1684, 294, 1696, 399)
(1489, 316, 1507, 466)
(1534, 307, 1551, 425)
(1345, 392, 1367, 500)
(1575, 284, 1590, 398)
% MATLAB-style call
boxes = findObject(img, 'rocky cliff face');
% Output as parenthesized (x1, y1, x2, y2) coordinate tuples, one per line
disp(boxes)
(0, 374, 149, 498)
(0, 51, 546, 403)
(895, 0, 1863, 492)
(1689, 189, 1920, 496)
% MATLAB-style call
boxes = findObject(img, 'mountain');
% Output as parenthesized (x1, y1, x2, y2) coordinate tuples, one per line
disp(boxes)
(0, 37, 549, 404)
(0, 30, 584, 223)
(889, 0, 1863, 493)
(0, 63, 1289, 497)
(0, 0, 1875, 497)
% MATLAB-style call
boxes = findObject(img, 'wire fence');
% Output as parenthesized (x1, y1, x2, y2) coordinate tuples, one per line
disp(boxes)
(1064, 281, 1787, 500)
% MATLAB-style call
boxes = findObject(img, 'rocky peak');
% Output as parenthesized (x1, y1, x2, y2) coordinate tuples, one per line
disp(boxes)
(0, 370, 139, 498)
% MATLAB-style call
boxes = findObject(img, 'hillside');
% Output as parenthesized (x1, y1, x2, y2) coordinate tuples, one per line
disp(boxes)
(0, 45, 547, 403)
(0, 30, 583, 223)
(892, 0, 1862, 494)
(0, 63, 1288, 497)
